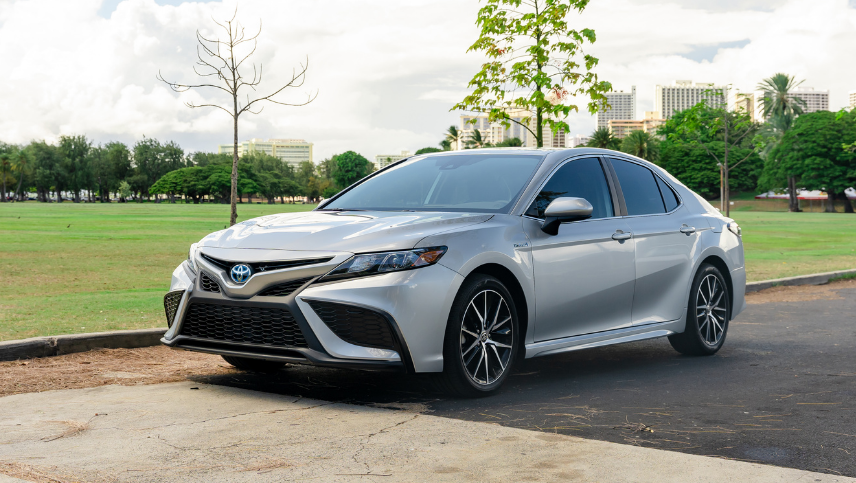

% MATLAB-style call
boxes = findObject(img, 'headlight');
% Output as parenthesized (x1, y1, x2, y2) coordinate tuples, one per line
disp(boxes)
(187, 243, 199, 274)
(320, 247, 447, 282)
(727, 222, 741, 237)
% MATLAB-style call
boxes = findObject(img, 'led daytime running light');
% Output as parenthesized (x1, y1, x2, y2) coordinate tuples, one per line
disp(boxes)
(322, 247, 447, 282)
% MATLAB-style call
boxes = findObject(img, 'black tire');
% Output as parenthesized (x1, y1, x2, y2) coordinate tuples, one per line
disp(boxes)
(669, 263, 730, 356)
(435, 274, 520, 397)
(221, 355, 287, 373)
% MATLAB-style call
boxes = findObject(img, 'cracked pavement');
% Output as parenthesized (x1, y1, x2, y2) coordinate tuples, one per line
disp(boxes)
(1, 382, 854, 482)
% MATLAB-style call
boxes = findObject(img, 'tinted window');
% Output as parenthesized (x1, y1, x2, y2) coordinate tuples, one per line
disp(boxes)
(610, 159, 665, 216)
(525, 157, 613, 219)
(656, 176, 679, 212)
(325, 154, 542, 213)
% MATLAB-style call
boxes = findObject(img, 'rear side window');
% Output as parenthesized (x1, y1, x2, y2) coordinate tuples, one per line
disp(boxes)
(610, 159, 665, 216)
(656, 176, 679, 212)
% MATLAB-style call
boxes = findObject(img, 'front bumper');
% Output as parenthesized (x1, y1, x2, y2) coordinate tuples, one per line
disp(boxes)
(162, 256, 463, 373)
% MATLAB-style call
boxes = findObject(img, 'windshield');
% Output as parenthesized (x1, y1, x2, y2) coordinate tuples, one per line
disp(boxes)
(323, 153, 544, 213)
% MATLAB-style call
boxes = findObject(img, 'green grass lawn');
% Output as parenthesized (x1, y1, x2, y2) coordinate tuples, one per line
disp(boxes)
(0, 202, 315, 341)
(0, 203, 853, 341)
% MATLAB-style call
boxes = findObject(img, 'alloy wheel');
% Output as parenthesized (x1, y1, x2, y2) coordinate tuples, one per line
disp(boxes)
(695, 274, 727, 346)
(459, 289, 514, 385)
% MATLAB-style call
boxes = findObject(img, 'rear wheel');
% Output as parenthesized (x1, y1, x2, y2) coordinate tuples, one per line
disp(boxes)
(221, 355, 286, 373)
(668, 263, 730, 356)
(436, 274, 520, 397)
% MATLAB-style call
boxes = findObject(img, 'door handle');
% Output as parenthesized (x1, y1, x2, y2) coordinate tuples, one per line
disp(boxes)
(680, 225, 696, 235)
(612, 230, 632, 241)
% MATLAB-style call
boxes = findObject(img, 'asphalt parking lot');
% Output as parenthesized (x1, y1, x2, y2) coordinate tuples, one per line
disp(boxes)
(190, 282, 856, 478)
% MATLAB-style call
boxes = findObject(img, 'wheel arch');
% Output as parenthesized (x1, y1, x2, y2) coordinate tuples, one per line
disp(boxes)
(464, 263, 530, 360)
(699, 255, 734, 319)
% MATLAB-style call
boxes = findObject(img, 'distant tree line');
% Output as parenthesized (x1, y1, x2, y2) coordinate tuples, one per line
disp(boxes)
(0, 136, 375, 204)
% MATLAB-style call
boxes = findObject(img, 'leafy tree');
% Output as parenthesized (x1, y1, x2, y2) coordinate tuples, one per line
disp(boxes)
(454, 0, 611, 147)
(586, 127, 620, 149)
(756, 73, 807, 211)
(333, 151, 372, 188)
(187, 151, 232, 167)
(0, 143, 12, 201)
(158, 10, 315, 226)
(620, 130, 659, 162)
(118, 181, 132, 202)
(439, 139, 452, 151)
(415, 147, 443, 155)
(58, 135, 90, 203)
(494, 137, 524, 147)
(770, 110, 856, 213)
(666, 97, 759, 216)
(25, 141, 62, 202)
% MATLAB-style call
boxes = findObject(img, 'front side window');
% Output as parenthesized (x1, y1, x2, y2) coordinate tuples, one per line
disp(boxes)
(610, 159, 666, 216)
(324, 153, 543, 213)
(525, 157, 614, 219)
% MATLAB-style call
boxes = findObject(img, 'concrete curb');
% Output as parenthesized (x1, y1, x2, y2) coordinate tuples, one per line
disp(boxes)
(746, 268, 856, 293)
(0, 328, 166, 362)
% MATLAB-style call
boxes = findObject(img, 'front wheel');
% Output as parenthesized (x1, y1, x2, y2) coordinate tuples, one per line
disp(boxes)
(668, 264, 730, 356)
(435, 274, 520, 397)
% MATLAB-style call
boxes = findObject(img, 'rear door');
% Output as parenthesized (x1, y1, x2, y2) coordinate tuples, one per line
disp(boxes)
(523, 157, 636, 341)
(608, 158, 701, 324)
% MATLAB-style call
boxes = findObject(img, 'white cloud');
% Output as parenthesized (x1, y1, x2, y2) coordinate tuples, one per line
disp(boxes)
(0, 0, 854, 161)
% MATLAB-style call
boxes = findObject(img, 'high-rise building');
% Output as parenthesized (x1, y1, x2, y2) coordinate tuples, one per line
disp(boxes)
(595, 86, 636, 129)
(218, 138, 313, 167)
(850, 90, 856, 109)
(730, 91, 755, 121)
(753, 86, 829, 121)
(654, 80, 728, 119)
(374, 151, 411, 171)
(458, 109, 566, 148)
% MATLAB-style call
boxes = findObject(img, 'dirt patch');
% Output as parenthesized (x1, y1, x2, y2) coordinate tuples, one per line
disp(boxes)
(0, 346, 236, 398)
(746, 278, 856, 305)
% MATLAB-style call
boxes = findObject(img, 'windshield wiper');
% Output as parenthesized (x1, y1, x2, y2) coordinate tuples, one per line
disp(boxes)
(317, 208, 366, 212)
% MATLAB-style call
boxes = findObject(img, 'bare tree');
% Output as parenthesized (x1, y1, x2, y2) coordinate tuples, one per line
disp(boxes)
(158, 10, 316, 225)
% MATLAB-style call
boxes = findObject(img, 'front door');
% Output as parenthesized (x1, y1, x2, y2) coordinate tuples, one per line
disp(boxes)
(523, 157, 637, 342)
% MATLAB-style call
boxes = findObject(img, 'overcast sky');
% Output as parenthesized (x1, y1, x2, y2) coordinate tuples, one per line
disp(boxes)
(1, 0, 855, 161)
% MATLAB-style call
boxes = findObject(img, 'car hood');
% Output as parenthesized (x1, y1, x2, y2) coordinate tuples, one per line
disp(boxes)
(198, 211, 493, 253)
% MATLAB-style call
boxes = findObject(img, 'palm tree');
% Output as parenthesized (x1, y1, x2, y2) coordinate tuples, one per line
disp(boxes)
(465, 129, 486, 149)
(620, 130, 659, 162)
(439, 139, 452, 151)
(586, 127, 620, 150)
(445, 125, 460, 150)
(756, 73, 806, 212)
(10, 150, 30, 201)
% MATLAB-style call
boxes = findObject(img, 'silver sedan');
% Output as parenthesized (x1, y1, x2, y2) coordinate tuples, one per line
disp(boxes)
(162, 149, 745, 396)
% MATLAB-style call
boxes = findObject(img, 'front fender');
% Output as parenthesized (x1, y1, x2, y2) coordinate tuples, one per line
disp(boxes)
(416, 216, 537, 345)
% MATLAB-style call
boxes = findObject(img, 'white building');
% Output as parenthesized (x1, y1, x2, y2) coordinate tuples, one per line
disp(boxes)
(850, 90, 856, 109)
(654, 80, 728, 119)
(218, 138, 313, 167)
(569, 134, 591, 148)
(753, 86, 829, 121)
(374, 151, 411, 171)
(729, 91, 755, 121)
(458, 109, 566, 149)
(595, 86, 636, 129)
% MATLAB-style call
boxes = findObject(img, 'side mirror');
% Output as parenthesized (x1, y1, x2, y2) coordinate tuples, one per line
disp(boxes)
(541, 197, 593, 235)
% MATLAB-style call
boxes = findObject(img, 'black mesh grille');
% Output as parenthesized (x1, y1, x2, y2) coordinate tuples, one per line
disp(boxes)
(308, 301, 395, 350)
(163, 291, 183, 328)
(257, 277, 313, 297)
(180, 303, 307, 348)
(200, 272, 221, 293)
